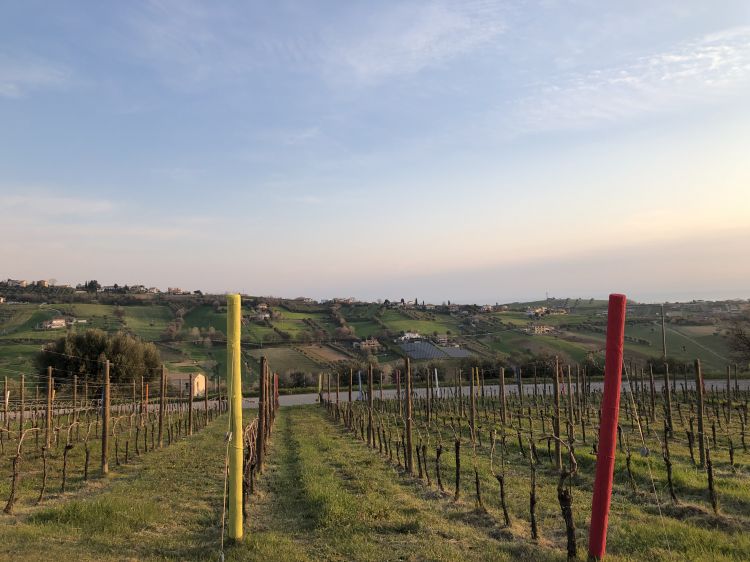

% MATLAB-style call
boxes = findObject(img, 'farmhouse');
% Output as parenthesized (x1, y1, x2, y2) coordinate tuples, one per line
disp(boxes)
(353, 338, 381, 351)
(396, 332, 422, 342)
(41, 318, 67, 330)
(526, 323, 553, 335)
(166, 372, 206, 397)
(433, 333, 449, 345)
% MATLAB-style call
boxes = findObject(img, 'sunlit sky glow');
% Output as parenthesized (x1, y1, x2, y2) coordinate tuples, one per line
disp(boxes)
(1, 1, 749, 303)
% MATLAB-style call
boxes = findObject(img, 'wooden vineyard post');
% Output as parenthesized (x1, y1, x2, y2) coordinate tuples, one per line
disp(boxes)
(695, 359, 706, 468)
(3, 376, 8, 435)
(426, 367, 432, 424)
(204, 372, 209, 426)
(72, 374, 78, 427)
(266, 367, 271, 439)
(227, 294, 243, 541)
(552, 358, 562, 470)
(649, 364, 656, 422)
(257, 356, 267, 474)
(499, 366, 506, 425)
(664, 363, 673, 435)
(726, 365, 732, 420)
(46, 366, 53, 449)
(588, 294, 627, 562)
(348, 368, 353, 403)
(19, 374, 24, 441)
(566, 365, 574, 442)
(188, 374, 194, 436)
(158, 365, 166, 448)
(405, 357, 414, 474)
(367, 364, 374, 447)
(661, 303, 667, 360)
(469, 366, 476, 442)
(102, 360, 110, 475)
(397, 369, 402, 418)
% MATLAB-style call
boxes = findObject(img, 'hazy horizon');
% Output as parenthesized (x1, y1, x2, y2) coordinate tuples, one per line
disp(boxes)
(2, 2, 749, 302)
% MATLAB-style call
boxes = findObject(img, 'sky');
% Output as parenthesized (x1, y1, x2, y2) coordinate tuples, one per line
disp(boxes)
(1, 1, 749, 304)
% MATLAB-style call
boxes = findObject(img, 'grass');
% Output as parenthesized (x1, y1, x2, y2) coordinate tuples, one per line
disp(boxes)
(0, 409, 228, 561)
(245, 347, 322, 374)
(378, 309, 462, 336)
(1, 399, 748, 561)
(122, 305, 173, 340)
(241, 406, 557, 561)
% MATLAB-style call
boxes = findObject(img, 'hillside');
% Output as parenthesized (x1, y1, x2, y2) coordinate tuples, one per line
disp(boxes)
(0, 295, 745, 387)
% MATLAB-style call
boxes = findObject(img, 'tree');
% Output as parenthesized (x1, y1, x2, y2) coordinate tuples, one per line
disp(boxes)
(729, 322, 750, 364)
(36, 329, 161, 383)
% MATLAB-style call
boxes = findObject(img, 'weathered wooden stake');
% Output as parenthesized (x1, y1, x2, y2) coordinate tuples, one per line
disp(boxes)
(101, 360, 110, 475)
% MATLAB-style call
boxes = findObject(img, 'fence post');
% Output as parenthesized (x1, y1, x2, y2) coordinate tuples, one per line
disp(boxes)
(588, 294, 627, 561)
(227, 293, 243, 541)
(102, 360, 110, 475)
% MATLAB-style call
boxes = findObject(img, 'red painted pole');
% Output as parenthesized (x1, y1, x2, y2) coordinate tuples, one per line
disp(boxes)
(588, 293, 627, 561)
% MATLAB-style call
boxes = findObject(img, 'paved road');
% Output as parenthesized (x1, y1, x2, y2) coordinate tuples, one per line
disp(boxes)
(267, 378, 750, 407)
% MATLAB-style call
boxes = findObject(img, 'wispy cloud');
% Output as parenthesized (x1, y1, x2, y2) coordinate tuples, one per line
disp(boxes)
(1, 194, 114, 215)
(126, 0, 323, 87)
(330, 1, 506, 84)
(0, 54, 70, 98)
(513, 26, 750, 133)
(126, 1, 507, 88)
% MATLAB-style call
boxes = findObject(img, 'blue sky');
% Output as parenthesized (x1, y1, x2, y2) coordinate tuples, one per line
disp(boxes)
(1, 1, 749, 303)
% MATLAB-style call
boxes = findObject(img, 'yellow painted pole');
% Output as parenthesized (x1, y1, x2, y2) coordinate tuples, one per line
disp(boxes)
(227, 294, 243, 540)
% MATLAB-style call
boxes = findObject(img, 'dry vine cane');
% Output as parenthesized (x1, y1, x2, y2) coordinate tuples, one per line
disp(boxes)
(545, 435, 579, 561)
(490, 429, 511, 527)
(3, 427, 40, 514)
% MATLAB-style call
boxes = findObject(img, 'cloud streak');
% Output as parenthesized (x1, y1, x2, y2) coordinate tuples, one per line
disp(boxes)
(330, 1, 507, 84)
(513, 26, 750, 133)
(0, 54, 70, 98)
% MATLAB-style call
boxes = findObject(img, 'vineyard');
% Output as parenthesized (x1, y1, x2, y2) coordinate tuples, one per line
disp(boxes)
(0, 300, 749, 560)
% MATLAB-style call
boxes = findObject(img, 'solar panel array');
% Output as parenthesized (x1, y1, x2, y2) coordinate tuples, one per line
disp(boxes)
(399, 341, 473, 360)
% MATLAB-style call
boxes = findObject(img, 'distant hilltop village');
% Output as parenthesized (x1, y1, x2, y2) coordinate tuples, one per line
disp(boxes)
(1, 278, 196, 296)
